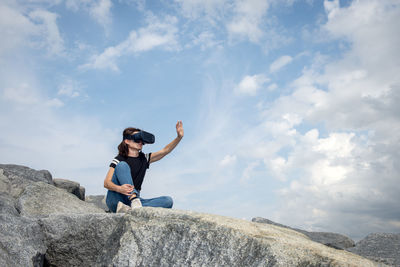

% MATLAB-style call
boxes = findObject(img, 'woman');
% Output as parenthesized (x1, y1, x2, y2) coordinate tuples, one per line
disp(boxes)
(104, 121, 184, 213)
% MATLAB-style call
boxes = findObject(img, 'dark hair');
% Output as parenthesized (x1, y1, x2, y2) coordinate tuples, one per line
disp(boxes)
(118, 127, 141, 157)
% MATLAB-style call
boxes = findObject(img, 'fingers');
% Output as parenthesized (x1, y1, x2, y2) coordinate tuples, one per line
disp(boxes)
(120, 184, 134, 195)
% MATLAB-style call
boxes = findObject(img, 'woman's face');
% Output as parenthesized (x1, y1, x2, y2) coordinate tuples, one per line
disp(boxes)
(124, 131, 143, 150)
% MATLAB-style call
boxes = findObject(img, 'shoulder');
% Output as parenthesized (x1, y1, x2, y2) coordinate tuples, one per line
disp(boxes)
(140, 152, 152, 168)
(109, 155, 125, 168)
(142, 152, 151, 161)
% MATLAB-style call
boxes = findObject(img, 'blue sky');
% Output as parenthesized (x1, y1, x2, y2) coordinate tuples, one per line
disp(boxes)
(1, 0, 399, 240)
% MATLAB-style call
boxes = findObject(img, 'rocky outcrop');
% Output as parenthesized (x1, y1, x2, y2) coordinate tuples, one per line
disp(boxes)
(53, 178, 85, 200)
(0, 193, 47, 267)
(17, 182, 104, 217)
(39, 208, 380, 267)
(252, 217, 355, 250)
(347, 233, 400, 266)
(0, 164, 52, 198)
(85, 194, 109, 212)
(0, 164, 388, 267)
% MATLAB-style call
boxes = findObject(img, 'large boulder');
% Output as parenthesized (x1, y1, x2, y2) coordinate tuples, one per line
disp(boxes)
(38, 207, 381, 267)
(252, 217, 355, 250)
(0, 164, 52, 184)
(17, 182, 105, 217)
(0, 165, 53, 199)
(347, 233, 400, 266)
(53, 178, 85, 200)
(85, 194, 109, 212)
(39, 213, 126, 267)
(0, 193, 46, 267)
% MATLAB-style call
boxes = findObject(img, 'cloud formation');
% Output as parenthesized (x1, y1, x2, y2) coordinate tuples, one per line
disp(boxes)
(264, 0, 400, 239)
(227, 0, 270, 43)
(80, 15, 179, 71)
(269, 55, 293, 73)
(236, 74, 269, 96)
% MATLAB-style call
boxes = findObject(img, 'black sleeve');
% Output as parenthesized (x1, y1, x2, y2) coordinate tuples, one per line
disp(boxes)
(145, 153, 152, 169)
(109, 155, 123, 168)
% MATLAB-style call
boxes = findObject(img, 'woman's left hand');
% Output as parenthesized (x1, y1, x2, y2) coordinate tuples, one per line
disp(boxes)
(176, 120, 184, 138)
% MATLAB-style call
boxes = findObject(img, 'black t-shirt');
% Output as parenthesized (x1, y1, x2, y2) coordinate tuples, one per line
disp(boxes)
(109, 152, 151, 191)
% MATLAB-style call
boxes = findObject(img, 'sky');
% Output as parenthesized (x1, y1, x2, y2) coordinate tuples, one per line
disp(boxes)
(0, 0, 399, 241)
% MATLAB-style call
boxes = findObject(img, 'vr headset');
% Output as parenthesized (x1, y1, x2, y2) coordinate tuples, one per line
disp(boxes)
(123, 130, 155, 144)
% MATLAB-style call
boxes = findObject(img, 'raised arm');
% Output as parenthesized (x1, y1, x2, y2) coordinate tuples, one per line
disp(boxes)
(150, 120, 184, 164)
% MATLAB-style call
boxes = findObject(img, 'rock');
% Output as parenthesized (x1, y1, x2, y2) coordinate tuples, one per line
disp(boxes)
(347, 233, 400, 266)
(0, 193, 47, 267)
(252, 217, 355, 250)
(38, 207, 381, 267)
(0, 165, 53, 199)
(85, 195, 109, 212)
(17, 182, 105, 217)
(79, 186, 85, 200)
(0, 164, 52, 184)
(53, 178, 85, 200)
(39, 213, 126, 267)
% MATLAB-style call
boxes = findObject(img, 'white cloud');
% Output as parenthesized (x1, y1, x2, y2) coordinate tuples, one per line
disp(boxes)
(57, 79, 86, 98)
(269, 55, 293, 72)
(46, 98, 64, 108)
(0, 2, 37, 55)
(175, 0, 228, 21)
(0, 81, 115, 194)
(265, 0, 400, 239)
(236, 74, 269, 96)
(89, 0, 112, 28)
(80, 15, 179, 71)
(219, 154, 237, 166)
(29, 9, 65, 56)
(3, 84, 39, 105)
(65, 0, 113, 29)
(240, 160, 260, 183)
(227, 0, 270, 43)
(188, 31, 222, 50)
(0, 2, 64, 56)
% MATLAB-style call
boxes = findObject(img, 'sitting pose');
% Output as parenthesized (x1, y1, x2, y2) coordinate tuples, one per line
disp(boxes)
(104, 121, 184, 213)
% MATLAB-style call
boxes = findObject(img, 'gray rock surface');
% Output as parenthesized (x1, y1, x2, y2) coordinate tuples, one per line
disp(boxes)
(85, 194, 109, 212)
(252, 217, 355, 250)
(53, 178, 85, 200)
(347, 233, 400, 266)
(17, 181, 105, 217)
(39, 213, 126, 266)
(0, 164, 389, 267)
(0, 193, 47, 267)
(0, 165, 53, 198)
(39, 207, 381, 267)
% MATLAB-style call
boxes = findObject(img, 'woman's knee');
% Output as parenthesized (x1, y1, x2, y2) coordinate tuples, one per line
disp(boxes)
(115, 161, 130, 172)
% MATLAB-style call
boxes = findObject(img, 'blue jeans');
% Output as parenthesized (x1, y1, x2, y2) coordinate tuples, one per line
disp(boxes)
(106, 161, 173, 213)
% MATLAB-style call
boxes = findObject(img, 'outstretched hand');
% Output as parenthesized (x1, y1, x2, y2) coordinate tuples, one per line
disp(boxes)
(176, 120, 184, 138)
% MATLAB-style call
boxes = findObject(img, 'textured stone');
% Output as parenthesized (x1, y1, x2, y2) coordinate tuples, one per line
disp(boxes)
(0, 165, 53, 199)
(39, 213, 125, 267)
(0, 164, 52, 184)
(252, 217, 355, 250)
(85, 194, 109, 212)
(53, 178, 85, 200)
(347, 233, 400, 266)
(17, 181, 105, 217)
(38, 207, 381, 267)
(0, 193, 46, 267)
